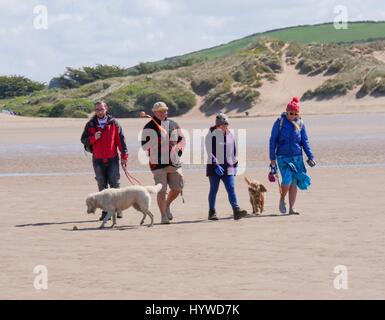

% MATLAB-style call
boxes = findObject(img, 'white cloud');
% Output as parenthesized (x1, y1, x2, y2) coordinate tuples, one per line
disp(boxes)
(146, 31, 165, 41)
(0, 0, 29, 14)
(121, 17, 153, 28)
(138, 0, 173, 17)
(1, 0, 385, 82)
(203, 16, 233, 28)
(49, 13, 87, 25)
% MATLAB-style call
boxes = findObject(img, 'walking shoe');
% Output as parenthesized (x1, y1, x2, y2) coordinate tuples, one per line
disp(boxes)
(117, 211, 123, 219)
(165, 206, 173, 221)
(208, 209, 219, 221)
(289, 208, 300, 215)
(161, 215, 171, 224)
(279, 198, 287, 214)
(99, 211, 111, 221)
(233, 207, 247, 220)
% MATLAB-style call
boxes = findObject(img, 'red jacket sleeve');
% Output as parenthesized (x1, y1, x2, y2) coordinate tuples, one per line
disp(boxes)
(114, 121, 128, 160)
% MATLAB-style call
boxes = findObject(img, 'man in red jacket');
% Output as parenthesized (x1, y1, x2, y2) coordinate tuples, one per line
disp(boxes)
(81, 102, 128, 221)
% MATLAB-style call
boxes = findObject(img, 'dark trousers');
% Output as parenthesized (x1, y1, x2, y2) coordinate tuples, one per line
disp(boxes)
(93, 157, 120, 214)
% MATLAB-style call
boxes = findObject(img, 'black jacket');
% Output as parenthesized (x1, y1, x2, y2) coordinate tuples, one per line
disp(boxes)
(141, 116, 185, 171)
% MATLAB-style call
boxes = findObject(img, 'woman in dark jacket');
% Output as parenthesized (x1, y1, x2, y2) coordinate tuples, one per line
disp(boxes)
(205, 113, 247, 221)
(269, 97, 316, 215)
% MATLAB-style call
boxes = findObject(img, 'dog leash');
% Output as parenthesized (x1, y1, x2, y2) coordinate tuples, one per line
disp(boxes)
(270, 164, 283, 196)
(122, 166, 143, 185)
(276, 173, 283, 196)
(140, 111, 168, 134)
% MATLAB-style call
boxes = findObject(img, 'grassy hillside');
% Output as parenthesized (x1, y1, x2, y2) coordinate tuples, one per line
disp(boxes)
(150, 21, 385, 68)
(262, 21, 385, 43)
(2, 22, 385, 118)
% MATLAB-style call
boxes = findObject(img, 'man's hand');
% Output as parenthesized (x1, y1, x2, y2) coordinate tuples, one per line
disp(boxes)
(121, 158, 127, 169)
(95, 131, 102, 140)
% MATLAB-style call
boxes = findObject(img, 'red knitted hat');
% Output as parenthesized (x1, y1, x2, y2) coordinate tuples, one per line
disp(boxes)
(286, 96, 300, 113)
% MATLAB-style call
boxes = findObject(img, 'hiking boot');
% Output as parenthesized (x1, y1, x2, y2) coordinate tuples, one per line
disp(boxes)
(289, 208, 300, 215)
(99, 211, 111, 221)
(165, 206, 173, 221)
(117, 211, 123, 219)
(161, 215, 171, 225)
(208, 209, 219, 221)
(279, 197, 287, 214)
(233, 207, 247, 220)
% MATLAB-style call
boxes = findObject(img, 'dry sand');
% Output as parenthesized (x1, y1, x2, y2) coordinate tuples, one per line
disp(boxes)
(1, 112, 385, 299)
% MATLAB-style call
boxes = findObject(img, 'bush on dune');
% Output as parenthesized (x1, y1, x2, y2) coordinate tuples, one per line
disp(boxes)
(49, 99, 94, 117)
(191, 75, 224, 95)
(0, 76, 45, 99)
(302, 68, 364, 100)
(357, 65, 385, 97)
(49, 65, 127, 89)
(105, 78, 196, 117)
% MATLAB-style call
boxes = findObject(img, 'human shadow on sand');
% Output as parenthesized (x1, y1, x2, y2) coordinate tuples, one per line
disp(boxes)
(17, 213, 293, 231)
(62, 225, 140, 232)
(244, 213, 296, 218)
(15, 219, 99, 228)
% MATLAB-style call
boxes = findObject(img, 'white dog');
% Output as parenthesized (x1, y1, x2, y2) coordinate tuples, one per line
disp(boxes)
(86, 184, 162, 229)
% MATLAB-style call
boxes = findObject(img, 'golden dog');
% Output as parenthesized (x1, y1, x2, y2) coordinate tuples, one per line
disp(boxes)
(244, 177, 267, 214)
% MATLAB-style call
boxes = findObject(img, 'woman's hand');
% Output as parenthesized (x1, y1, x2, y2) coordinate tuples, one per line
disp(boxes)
(270, 160, 277, 168)
(215, 165, 225, 176)
(307, 159, 316, 167)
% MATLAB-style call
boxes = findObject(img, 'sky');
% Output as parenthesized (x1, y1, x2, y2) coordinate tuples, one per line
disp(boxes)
(1, 0, 385, 83)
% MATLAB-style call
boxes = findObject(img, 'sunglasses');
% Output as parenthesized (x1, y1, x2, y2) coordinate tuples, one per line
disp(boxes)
(288, 112, 299, 116)
(95, 108, 105, 112)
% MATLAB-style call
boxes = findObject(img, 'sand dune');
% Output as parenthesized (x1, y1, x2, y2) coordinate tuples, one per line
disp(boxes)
(182, 57, 385, 118)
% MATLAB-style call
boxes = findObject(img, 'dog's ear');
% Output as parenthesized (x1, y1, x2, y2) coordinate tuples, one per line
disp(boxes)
(86, 195, 96, 213)
(244, 177, 251, 185)
(260, 184, 267, 192)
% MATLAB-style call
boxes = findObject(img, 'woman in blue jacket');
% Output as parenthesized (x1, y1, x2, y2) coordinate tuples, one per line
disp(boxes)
(269, 97, 316, 215)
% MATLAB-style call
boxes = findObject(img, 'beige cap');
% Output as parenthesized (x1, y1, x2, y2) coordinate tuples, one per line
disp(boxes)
(152, 101, 168, 112)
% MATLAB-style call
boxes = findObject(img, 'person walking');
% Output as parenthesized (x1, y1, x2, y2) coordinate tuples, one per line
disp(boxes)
(205, 113, 247, 221)
(81, 101, 128, 220)
(141, 101, 185, 224)
(269, 97, 316, 215)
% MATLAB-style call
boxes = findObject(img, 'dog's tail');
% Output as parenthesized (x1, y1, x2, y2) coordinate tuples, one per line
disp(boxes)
(146, 183, 163, 194)
(244, 176, 252, 185)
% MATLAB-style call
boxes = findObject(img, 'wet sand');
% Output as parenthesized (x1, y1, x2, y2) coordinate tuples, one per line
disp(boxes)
(0, 113, 385, 299)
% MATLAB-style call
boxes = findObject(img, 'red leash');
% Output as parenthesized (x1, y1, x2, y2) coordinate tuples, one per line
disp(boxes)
(140, 111, 168, 134)
(122, 166, 143, 185)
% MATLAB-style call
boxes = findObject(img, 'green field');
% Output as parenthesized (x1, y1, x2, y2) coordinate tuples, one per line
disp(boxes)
(263, 22, 385, 43)
(167, 21, 385, 63)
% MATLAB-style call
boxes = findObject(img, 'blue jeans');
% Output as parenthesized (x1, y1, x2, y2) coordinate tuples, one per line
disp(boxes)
(208, 175, 239, 211)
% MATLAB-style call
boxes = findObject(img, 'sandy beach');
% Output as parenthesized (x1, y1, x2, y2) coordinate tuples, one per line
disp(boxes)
(1, 112, 385, 299)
